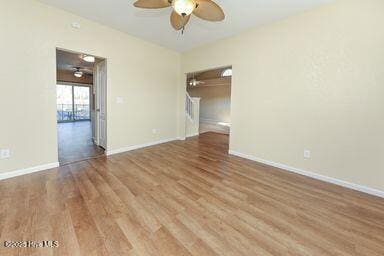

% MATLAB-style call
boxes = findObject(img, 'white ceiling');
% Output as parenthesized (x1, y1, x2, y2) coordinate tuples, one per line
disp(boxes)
(39, 0, 332, 52)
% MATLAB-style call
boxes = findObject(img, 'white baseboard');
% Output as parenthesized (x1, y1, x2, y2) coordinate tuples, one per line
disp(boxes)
(106, 137, 178, 156)
(229, 150, 384, 199)
(200, 118, 220, 125)
(186, 132, 199, 138)
(0, 162, 60, 181)
(200, 118, 231, 127)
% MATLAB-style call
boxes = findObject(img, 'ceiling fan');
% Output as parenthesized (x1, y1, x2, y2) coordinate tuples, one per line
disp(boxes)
(189, 72, 205, 87)
(73, 67, 84, 78)
(133, 0, 225, 32)
(189, 78, 205, 86)
(71, 67, 91, 78)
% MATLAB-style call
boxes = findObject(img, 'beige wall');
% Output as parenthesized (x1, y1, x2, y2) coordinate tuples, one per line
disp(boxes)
(0, 0, 180, 173)
(188, 85, 231, 123)
(181, 0, 384, 191)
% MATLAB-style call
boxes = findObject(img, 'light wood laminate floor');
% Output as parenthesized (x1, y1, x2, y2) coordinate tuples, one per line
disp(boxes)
(58, 121, 104, 165)
(1, 133, 384, 255)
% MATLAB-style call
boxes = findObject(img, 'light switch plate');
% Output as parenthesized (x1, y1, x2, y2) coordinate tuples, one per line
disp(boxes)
(0, 149, 11, 159)
(116, 97, 124, 104)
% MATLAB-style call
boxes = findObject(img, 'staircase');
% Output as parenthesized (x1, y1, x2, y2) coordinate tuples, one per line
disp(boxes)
(185, 93, 201, 137)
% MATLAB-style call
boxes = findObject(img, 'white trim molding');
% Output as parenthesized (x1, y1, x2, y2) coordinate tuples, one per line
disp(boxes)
(0, 162, 60, 181)
(106, 138, 178, 156)
(200, 118, 221, 125)
(186, 132, 200, 138)
(229, 150, 384, 199)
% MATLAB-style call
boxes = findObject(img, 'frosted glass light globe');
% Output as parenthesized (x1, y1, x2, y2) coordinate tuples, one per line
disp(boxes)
(172, 0, 196, 16)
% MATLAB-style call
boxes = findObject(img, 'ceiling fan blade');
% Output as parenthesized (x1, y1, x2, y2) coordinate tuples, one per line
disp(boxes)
(133, 0, 171, 9)
(194, 0, 211, 3)
(170, 11, 190, 31)
(193, 0, 225, 21)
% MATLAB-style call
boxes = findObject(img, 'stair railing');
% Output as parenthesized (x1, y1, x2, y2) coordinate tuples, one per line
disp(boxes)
(186, 93, 194, 120)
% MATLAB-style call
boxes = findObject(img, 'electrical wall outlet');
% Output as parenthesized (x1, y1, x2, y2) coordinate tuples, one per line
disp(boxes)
(152, 129, 158, 134)
(304, 150, 311, 159)
(71, 22, 81, 29)
(0, 149, 11, 159)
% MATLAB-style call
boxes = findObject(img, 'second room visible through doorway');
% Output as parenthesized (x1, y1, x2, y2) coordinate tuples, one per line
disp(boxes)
(186, 66, 232, 138)
(56, 49, 107, 165)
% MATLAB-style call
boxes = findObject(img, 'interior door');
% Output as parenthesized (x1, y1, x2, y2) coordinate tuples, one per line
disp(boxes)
(91, 79, 96, 142)
(95, 60, 107, 149)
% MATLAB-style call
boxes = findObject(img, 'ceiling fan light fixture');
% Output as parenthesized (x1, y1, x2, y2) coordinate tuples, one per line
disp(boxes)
(172, 0, 196, 16)
(74, 70, 83, 78)
(83, 55, 95, 63)
(189, 79, 197, 86)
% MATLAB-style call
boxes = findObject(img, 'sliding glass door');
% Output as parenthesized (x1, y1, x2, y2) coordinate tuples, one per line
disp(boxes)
(57, 84, 74, 122)
(73, 86, 91, 120)
(57, 84, 91, 122)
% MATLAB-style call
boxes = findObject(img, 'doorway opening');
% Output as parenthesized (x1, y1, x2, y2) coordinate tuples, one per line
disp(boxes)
(56, 49, 107, 165)
(185, 66, 232, 141)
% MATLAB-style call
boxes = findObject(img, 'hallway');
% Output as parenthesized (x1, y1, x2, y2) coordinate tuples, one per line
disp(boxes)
(57, 121, 104, 165)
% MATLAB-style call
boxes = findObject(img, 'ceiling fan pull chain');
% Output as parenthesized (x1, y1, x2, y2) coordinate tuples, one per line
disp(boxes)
(182, 26, 185, 34)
